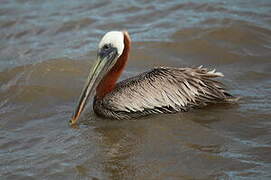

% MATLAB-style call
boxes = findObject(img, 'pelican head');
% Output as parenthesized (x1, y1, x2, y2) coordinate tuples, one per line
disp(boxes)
(70, 31, 127, 125)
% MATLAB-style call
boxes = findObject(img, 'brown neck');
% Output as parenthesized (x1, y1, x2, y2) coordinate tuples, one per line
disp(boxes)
(96, 32, 131, 98)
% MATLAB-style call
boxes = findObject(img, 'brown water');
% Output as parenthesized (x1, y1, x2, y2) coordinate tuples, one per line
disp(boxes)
(1, 0, 271, 179)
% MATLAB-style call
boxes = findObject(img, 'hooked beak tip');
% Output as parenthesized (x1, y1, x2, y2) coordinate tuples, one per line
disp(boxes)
(69, 116, 78, 126)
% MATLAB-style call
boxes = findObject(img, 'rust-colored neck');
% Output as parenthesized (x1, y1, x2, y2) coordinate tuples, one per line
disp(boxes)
(96, 32, 131, 98)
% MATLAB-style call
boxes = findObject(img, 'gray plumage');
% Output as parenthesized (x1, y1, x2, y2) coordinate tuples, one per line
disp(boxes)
(93, 66, 237, 119)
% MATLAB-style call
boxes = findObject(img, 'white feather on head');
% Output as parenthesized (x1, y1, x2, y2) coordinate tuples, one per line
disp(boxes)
(99, 31, 125, 57)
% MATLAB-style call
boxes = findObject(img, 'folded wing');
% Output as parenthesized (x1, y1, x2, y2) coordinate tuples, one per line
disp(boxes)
(103, 66, 235, 114)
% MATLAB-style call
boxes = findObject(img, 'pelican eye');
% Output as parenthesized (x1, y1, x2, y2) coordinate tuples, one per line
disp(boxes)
(99, 43, 117, 59)
(103, 44, 110, 50)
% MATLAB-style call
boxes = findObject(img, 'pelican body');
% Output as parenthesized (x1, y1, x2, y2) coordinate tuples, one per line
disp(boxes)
(70, 31, 237, 125)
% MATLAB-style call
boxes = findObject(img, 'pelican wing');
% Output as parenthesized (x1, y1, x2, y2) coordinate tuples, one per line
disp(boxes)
(103, 66, 233, 115)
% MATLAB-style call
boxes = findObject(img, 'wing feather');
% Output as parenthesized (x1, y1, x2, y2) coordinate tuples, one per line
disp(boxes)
(102, 66, 232, 114)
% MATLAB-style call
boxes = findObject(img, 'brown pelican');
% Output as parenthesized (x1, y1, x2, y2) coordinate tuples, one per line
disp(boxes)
(70, 31, 238, 125)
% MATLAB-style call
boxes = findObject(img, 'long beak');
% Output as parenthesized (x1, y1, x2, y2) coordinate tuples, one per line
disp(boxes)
(70, 55, 113, 125)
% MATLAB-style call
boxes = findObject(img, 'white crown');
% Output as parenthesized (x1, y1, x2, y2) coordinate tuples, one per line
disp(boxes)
(99, 31, 124, 56)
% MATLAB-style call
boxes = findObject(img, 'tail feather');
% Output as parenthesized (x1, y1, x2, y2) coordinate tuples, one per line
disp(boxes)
(223, 92, 240, 103)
